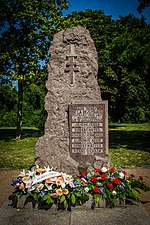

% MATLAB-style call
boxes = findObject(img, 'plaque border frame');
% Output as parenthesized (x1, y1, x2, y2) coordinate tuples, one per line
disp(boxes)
(69, 101, 108, 163)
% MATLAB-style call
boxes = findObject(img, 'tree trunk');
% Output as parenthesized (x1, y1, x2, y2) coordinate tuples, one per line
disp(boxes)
(16, 79, 23, 139)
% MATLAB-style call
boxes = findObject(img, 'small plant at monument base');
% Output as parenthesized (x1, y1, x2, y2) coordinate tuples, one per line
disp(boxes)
(10, 165, 150, 211)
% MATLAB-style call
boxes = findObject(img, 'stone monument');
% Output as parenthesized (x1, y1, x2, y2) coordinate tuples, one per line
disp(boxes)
(35, 26, 108, 175)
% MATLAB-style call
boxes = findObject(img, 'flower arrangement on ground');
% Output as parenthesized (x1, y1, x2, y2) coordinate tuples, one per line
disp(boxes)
(10, 165, 150, 210)
(79, 166, 150, 208)
(10, 165, 89, 210)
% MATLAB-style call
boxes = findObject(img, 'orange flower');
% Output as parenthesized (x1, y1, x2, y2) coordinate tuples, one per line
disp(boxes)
(46, 178, 52, 184)
(56, 189, 63, 196)
(57, 177, 64, 182)
(45, 177, 57, 183)
(37, 183, 44, 190)
(37, 168, 45, 173)
(50, 193, 58, 198)
(63, 189, 69, 195)
(19, 183, 24, 190)
(56, 179, 62, 186)
(19, 183, 25, 192)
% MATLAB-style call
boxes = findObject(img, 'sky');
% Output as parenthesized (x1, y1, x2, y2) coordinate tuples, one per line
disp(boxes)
(64, 0, 150, 23)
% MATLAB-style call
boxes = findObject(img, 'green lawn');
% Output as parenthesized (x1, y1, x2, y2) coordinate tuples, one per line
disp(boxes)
(0, 123, 149, 169)
(109, 123, 150, 167)
(0, 127, 43, 169)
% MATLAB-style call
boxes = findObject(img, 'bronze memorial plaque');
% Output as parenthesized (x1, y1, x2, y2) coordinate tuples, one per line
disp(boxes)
(69, 103, 108, 163)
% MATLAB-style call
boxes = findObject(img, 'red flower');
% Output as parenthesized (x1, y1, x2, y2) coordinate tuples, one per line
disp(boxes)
(109, 167, 114, 173)
(107, 183, 113, 189)
(139, 176, 143, 181)
(122, 170, 126, 175)
(93, 187, 100, 193)
(113, 178, 121, 184)
(95, 168, 101, 173)
(91, 176, 97, 183)
(101, 174, 107, 180)
(81, 172, 86, 177)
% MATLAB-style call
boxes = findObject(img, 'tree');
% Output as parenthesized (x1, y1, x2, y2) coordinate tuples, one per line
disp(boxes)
(137, 0, 150, 13)
(0, 85, 17, 127)
(65, 10, 150, 122)
(0, 0, 69, 138)
(23, 84, 46, 128)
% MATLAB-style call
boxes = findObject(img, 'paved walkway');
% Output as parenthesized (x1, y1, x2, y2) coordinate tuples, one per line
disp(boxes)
(0, 200, 150, 225)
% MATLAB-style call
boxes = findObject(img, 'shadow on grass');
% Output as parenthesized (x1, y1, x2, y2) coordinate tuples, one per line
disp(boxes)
(109, 130, 150, 153)
(0, 127, 149, 154)
(0, 128, 44, 140)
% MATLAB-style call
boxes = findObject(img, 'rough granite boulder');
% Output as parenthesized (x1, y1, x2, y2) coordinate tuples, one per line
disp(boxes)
(35, 26, 108, 176)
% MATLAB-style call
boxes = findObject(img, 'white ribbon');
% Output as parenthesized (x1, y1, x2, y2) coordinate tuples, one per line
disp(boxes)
(32, 171, 61, 185)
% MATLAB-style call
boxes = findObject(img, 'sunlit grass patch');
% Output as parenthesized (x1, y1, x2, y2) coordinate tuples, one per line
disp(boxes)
(109, 148, 150, 167)
(0, 138, 36, 169)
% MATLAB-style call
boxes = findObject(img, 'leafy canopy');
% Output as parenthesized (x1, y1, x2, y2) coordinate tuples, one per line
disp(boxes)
(0, 0, 69, 83)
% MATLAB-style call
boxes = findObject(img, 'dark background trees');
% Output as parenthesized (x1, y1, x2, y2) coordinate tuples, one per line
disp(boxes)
(0, 0, 69, 137)
(65, 10, 150, 123)
(137, 0, 150, 13)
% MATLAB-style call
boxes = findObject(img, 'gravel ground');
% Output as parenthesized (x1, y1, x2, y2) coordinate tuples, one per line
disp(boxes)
(0, 168, 149, 215)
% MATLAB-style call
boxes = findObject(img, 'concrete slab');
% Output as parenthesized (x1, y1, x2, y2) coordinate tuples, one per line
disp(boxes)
(0, 200, 149, 225)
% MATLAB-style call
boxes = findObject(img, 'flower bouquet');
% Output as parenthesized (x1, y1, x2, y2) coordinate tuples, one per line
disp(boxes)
(10, 165, 89, 211)
(10, 164, 150, 210)
(79, 166, 150, 208)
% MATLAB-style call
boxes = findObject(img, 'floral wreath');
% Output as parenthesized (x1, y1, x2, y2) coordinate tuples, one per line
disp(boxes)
(10, 164, 150, 211)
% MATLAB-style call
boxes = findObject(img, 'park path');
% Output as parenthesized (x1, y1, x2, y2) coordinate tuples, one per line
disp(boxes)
(0, 168, 150, 215)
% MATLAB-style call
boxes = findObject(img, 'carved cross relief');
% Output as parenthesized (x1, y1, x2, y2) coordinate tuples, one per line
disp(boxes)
(64, 44, 79, 85)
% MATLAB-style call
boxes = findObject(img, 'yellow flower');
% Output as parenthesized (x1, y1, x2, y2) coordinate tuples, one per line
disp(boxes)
(56, 189, 63, 196)
(63, 189, 69, 195)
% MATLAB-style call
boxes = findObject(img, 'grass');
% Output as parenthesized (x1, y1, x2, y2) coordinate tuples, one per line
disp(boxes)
(109, 123, 150, 167)
(0, 127, 43, 169)
(0, 123, 149, 169)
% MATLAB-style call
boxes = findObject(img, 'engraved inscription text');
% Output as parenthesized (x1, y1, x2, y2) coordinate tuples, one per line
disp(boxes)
(69, 104, 106, 156)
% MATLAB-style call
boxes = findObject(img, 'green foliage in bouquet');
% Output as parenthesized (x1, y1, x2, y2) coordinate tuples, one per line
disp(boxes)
(9, 165, 89, 211)
(79, 166, 150, 208)
(10, 165, 150, 210)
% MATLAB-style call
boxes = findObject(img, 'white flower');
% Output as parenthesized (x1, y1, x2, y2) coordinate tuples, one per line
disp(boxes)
(44, 166, 53, 172)
(101, 167, 107, 173)
(25, 182, 31, 189)
(119, 172, 125, 179)
(27, 186, 35, 193)
(84, 187, 89, 192)
(87, 172, 91, 178)
(27, 170, 35, 177)
(45, 183, 53, 190)
(19, 169, 26, 177)
(61, 173, 73, 184)
(112, 190, 117, 196)
(69, 181, 74, 188)
(61, 182, 66, 188)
